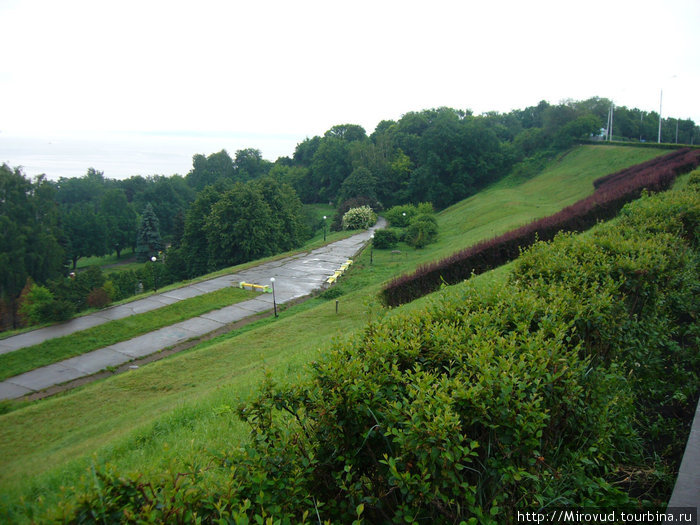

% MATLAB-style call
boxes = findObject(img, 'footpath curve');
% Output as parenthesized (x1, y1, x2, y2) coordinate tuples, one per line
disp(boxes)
(0, 219, 385, 400)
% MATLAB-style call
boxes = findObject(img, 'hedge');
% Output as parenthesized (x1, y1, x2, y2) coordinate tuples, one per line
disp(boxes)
(381, 148, 700, 307)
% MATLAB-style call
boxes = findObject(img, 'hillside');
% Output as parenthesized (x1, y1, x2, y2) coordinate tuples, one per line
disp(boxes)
(0, 145, 675, 520)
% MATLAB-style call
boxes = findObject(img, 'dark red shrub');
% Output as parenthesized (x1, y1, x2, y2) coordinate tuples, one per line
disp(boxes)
(87, 287, 111, 309)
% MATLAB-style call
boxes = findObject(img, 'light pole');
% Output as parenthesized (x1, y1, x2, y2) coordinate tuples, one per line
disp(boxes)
(270, 277, 278, 317)
(150, 256, 157, 292)
(323, 215, 327, 242)
(370, 234, 374, 265)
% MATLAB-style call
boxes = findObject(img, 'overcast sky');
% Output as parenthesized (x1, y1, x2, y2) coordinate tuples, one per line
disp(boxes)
(1, 0, 699, 178)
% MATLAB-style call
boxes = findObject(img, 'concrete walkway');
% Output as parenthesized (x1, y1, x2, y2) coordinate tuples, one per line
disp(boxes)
(0, 220, 385, 400)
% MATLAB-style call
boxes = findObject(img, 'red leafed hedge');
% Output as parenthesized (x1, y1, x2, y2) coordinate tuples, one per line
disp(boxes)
(380, 148, 700, 307)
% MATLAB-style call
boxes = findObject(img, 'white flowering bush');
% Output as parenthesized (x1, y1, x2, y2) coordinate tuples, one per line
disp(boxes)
(341, 205, 376, 230)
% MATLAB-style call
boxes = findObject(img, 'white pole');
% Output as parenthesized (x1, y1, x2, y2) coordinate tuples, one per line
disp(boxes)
(675, 120, 679, 144)
(609, 102, 614, 141)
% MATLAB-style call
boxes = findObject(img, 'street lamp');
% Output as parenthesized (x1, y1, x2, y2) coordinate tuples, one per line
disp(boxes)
(270, 277, 278, 317)
(323, 215, 327, 242)
(150, 256, 157, 292)
(370, 234, 374, 265)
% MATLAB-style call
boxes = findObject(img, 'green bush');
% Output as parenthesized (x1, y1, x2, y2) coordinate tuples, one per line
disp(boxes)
(107, 270, 140, 301)
(405, 214, 439, 248)
(319, 287, 344, 300)
(372, 228, 399, 249)
(687, 168, 700, 187)
(384, 203, 434, 228)
(384, 204, 416, 227)
(18, 282, 56, 325)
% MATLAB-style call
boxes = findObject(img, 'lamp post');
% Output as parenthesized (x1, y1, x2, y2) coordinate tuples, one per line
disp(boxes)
(150, 256, 157, 292)
(370, 234, 374, 265)
(270, 277, 278, 317)
(323, 215, 327, 242)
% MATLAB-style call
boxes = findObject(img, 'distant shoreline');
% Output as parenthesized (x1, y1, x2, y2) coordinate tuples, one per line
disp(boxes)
(0, 132, 299, 180)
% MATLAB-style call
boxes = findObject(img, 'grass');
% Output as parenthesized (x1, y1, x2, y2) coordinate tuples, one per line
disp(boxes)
(74, 249, 136, 270)
(0, 145, 670, 521)
(0, 287, 256, 382)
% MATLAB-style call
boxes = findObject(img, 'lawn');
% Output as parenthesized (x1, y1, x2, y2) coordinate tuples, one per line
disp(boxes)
(0, 145, 670, 521)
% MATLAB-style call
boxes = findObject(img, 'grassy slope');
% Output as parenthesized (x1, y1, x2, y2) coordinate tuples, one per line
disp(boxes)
(0, 145, 668, 518)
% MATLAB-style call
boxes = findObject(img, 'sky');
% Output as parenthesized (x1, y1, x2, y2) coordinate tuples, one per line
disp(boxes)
(1, 0, 699, 180)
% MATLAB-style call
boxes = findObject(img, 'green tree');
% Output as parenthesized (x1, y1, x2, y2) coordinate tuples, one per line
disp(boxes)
(324, 123, 367, 142)
(311, 137, 352, 203)
(553, 114, 602, 148)
(180, 187, 219, 277)
(130, 175, 194, 241)
(252, 177, 307, 250)
(0, 166, 65, 327)
(135, 203, 163, 262)
(234, 148, 271, 181)
(337, 166, 377, 204)
(186, 150, 235, 190)
(63, 203, 108, 269)
(55, 168, 108, 206)
(101, 189, 137, 258)
(269, 164, 316, 203)
(204, 184, 276, 269)
(292, 136, 321, 165)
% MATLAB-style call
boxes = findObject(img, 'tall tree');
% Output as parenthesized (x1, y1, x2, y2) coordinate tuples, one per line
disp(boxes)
(234, 148, 271, 181)
(204, 184, 276, 269)
(63, 203, 107, 269)
(0, 166, 64, 327)
(101, 189, 137, 258)
(186, 150, 235, 190)
(252, 177, 307, 251)
(337, 166, 378, 204)
(180, 186, 220, 277)
(135, 203, 163, 262)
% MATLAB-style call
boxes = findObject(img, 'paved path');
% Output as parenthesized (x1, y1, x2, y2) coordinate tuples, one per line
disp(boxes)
(0, 220, 385, 400)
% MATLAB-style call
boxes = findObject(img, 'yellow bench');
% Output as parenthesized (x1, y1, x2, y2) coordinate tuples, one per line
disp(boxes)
(239, 282, 272, 293)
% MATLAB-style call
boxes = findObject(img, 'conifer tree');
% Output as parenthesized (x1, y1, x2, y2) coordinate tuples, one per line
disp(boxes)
(135, 203, 163, 262)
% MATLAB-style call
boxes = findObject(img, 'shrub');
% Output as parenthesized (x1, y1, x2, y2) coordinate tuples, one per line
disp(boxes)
(319, 287, 344, 300)
(86, 287, 112, 309)
(102, 281, 118, 301)
(405, 214, 438, 248)
(107, 270, 140, 301)
(41, 299, 75, 322)
(384, 204, 416, 227)
(372, 229, 399, 249)
(384, 203, 434, 228)
(341, 205, 376, 230)
(687, 168, 700, 187)
(18, 282, 56, 325)
(331, 197, 379, 231)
